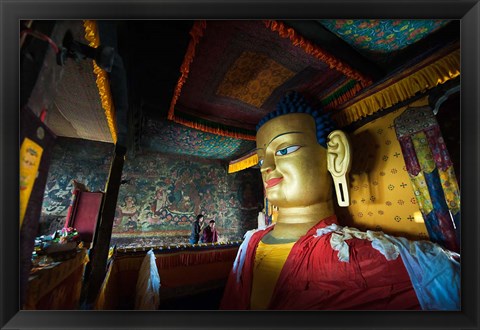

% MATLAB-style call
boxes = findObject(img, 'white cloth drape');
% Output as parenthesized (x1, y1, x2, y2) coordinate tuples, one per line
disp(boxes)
(134, 249, 161, 310)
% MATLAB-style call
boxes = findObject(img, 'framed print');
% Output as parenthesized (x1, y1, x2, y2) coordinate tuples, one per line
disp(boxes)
(1, 1, 478, 329)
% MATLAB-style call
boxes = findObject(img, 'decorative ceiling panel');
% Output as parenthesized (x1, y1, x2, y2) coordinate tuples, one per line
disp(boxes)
(167, 20, 373, 140)
(45, 20, 114, 144)
(52, 59, 113, 143)
(141, 119, 256, 160)
(319, 19, 450, 62)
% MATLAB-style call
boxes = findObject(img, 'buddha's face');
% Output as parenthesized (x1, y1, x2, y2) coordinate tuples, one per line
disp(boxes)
(256, 113, 332, 208)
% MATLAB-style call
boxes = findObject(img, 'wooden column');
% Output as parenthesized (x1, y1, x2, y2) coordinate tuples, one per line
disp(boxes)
(84, 144, 126, 307)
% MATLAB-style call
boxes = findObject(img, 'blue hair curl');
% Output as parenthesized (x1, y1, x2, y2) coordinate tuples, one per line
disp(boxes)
(256, 91, 336, 148)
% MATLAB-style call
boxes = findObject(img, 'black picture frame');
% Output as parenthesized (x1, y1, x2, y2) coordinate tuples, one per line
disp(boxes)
(2, 1, 478, 329)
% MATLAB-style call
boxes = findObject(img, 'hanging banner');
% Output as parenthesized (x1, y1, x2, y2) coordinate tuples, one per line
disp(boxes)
(20, 137, 44, 228)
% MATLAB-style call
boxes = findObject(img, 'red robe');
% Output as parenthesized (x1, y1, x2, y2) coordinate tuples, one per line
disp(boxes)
(202, 226, 218, 243)
(220, 215, 420, 310)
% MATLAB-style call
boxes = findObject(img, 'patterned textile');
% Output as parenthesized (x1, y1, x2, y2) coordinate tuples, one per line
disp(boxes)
(409, 172, 434, 215)
(439, 167, 460, 214)
(169, 20, 371, 140)
(394, 106, 460, 252)
(46, 21, 114, 143)
(320, 19, 450, 62)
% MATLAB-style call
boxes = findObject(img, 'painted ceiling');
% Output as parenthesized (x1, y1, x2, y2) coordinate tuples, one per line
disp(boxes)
(167, 20, 371, 141)
(33, 19, 458, 162)
(319, 19, 450, 63)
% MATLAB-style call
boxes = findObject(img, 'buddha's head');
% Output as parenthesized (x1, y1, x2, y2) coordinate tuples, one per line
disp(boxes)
(256, 91, 351, 209)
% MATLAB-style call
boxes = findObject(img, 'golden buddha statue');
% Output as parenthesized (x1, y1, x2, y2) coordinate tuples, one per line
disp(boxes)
(220, 92, 460, 311)
(256, 115, 350, 243)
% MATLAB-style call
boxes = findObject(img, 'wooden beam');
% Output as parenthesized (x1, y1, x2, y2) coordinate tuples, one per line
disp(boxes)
(83, 144, 126, 307)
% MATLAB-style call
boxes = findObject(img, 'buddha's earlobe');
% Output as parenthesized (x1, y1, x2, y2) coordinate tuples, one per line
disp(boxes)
(326, 130, 352, 207)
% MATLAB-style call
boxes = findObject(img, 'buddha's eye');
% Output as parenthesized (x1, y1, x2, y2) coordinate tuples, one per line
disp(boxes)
(275, 145, 301, 156)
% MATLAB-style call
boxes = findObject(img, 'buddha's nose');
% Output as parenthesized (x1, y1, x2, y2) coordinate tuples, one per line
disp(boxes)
(260, 155, 276, 174)
(261, 162, 275, 174)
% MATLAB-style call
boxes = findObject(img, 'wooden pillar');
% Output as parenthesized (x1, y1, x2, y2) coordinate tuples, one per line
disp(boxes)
(84, 144, 126, 307)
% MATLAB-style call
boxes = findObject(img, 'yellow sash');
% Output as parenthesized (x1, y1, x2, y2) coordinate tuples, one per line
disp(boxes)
(250, 241, 295, 309)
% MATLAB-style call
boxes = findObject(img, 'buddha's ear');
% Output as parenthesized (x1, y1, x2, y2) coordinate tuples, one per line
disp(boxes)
(326, 130, 352, 207)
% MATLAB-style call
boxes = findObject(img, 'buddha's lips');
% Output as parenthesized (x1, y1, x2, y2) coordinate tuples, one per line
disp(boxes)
(265, 177, 283, 188)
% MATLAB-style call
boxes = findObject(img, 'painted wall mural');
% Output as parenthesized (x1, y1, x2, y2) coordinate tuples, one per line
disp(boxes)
(111, 152, 263, 246)
(40, 137, 263, 247)
(39, 138, 113, 234)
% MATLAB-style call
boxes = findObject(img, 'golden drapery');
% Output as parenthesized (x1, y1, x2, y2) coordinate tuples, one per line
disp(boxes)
(228, 152, 259, 173)
(83, 20, 118, 143)
(334, 48, 460, 127)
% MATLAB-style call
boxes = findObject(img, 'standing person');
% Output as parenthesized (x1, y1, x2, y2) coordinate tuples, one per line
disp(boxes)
(202, 220, 218, 243)
(189, 214, 204, 244)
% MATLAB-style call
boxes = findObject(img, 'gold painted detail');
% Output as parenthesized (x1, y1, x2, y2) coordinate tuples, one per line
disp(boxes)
(438, 166, 461, 215)
(83, 20, 117, 143)
(217, 51, 295, 108)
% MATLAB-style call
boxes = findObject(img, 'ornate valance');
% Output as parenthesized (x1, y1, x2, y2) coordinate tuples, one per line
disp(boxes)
(334, 48, 460, 127)
(228, 150, 259, 174)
